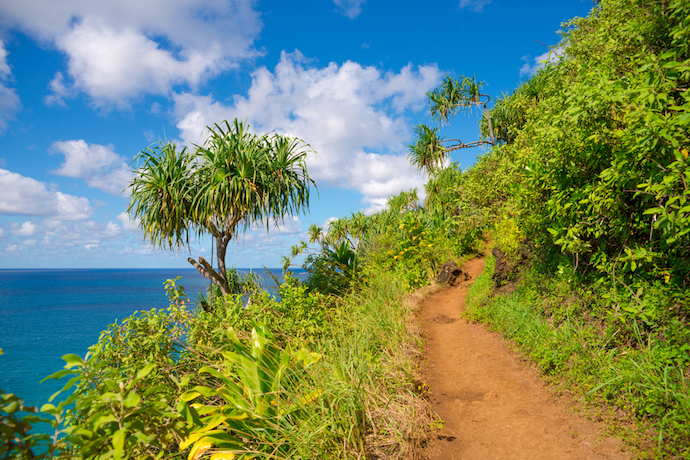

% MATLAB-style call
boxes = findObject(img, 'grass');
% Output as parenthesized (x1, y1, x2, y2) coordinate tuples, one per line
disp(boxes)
(257, 270, 434, 459)
(3, 267, 435, 460)
(465, 254, 690, 459)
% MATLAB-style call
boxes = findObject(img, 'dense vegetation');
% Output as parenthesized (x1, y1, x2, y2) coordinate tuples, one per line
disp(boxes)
(2, 0, 689, 457)
(1, 188, 478, 459)
(126, 119, 314, 297)
(463, 0, 690, 457)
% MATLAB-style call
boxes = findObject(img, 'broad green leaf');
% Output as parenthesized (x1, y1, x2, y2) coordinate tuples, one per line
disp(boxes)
(92, 413, 118, 429)
(192, 385, 219, 398)
(197, 414, 228, 432)
(123, 391, 141, 408)
(3, 400, 19, 414)
(112, 429, 125, 460)
(49, 375, 81, 402)
(40, 403, 57, 414)
(62, 353, 85, 367)
(40, 368, 75, 383)
(181, 391, 202, 402)
(135, 363, 156, 381)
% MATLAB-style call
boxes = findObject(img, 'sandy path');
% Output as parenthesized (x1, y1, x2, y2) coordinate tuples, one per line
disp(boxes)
(420, 255, 631, 460)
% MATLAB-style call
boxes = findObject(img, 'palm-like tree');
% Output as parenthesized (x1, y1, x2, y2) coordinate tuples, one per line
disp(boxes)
(427, 75, 496, 146)
(407, 124, 446, 174)
(407, 75, 499, 174)
(127, 119, 315, 296)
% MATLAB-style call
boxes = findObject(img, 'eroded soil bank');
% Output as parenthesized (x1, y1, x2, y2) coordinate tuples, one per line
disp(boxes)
(421, 255, 631, 460)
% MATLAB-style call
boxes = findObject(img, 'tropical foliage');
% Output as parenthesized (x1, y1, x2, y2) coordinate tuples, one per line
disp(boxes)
(461, 0, 690, 455)
(407, 74, 497, 174)
(127, 119, 314, 296)
(5, 0, 690, 457)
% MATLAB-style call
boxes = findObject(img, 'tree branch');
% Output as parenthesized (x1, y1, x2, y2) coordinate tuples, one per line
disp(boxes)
(187, 256, 225, 289)
(444, 140, 493, 151)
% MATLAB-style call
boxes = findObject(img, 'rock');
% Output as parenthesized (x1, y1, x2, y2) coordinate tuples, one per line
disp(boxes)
(437, 261, 469, 286)
(491, 239, 535, 288)
(491, 246, 511, 288)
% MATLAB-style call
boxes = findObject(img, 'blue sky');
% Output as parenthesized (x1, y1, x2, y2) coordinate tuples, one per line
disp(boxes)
(0, 0, 593, 268)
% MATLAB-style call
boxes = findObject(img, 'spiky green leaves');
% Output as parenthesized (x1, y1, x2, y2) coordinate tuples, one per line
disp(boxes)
(407, 124, 446, 174)
(428, 75, 485, 125)
(194, 119, 314, 237)
(127, 119, 315, 250)
(127, 142, 195, 249)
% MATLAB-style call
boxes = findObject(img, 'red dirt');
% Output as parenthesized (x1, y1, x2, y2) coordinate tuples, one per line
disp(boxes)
(420, 255, 632, 460)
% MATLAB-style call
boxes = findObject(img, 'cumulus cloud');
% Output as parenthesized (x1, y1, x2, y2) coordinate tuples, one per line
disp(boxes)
(44, 72, 74, 107)
(0, 0, 262, 107)
(519, 46, 566, 77)
(251, 216, 303, 237)
(0, 168, 93, 220)
(458, 0, 491, 13)
(0, 217, 148, 262)
(10, 221, 37, 236)
(51, 139, 133, 195)
(6, 218, 127, 247)
(117, 211, 140, 233)
(173, 51, 439, 212)
(333, 0, 367, 19)
(0, 40, 21, 132)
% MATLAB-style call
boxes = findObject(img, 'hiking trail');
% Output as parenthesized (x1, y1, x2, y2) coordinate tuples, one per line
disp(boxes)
(420, 255, 631, 460)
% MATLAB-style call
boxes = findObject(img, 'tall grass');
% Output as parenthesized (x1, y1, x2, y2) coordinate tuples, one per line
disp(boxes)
(281, 272, 433, 459)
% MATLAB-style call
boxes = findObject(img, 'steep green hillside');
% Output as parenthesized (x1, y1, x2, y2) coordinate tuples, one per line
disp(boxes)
(459, 0, 690, 456)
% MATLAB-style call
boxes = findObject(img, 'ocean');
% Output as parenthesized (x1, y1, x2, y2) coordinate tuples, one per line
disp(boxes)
(0, 268, 288, 411)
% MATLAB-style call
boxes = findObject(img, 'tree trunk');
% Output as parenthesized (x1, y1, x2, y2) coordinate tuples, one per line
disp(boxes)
(482, 101, 496, 146)
(215, 233, 230, 293)
(187, 219, 239, 300)
(187, 256, 231, 295)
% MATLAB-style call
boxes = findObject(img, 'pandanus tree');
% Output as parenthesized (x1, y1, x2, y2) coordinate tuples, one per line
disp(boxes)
(408, 75, 496, 173)
(127, 119, 315, 296)
(407, 125, 446, 174)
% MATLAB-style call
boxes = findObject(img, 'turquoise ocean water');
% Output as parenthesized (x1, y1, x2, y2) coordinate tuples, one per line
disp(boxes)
(0, 268, 286, 412)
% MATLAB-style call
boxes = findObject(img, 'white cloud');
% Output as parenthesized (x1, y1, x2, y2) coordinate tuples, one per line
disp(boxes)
(458, 0, 491, 13)
(0, 215, 213, 265)
(519, 46, 565, 77)
(0, 0, 262, 107)
(44, 72, 73, 106)
(51, 139, 133, 195)
(143, 130, 157, 142)
(0, 168, 93, 220)
(251, 216, 303, 236)
(173, 50, 438, 211)
(117, 212, 141, 233)
(232, 231, 299, 263)
(0, 40, 21, 132)
(11, 221, 37, 236)
(5, 218, 125, 248)
(333, 0, 367, 19)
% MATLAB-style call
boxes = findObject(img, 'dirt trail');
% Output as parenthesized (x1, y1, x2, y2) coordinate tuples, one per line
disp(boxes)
(421, 255, 631, 460)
